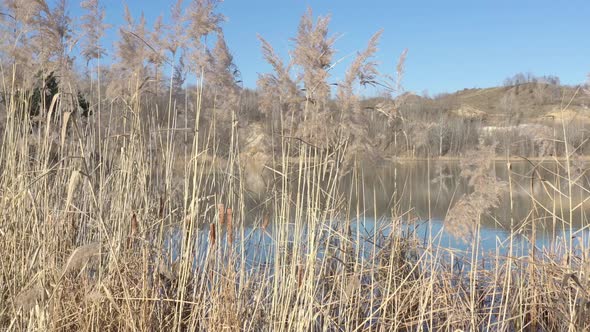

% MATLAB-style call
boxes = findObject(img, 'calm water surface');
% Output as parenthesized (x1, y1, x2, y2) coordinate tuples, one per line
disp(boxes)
(345, 160, 590, 253)
(166, 160, 590, 264)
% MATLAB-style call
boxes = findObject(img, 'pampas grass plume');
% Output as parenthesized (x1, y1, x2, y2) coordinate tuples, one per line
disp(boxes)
(61, 242, 101, 276)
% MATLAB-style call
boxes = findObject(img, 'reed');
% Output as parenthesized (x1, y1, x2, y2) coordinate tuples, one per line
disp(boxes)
(0, 1, 589, 331)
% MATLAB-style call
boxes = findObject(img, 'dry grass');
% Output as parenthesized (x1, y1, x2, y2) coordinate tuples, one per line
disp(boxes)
(1, 1, 590, 331)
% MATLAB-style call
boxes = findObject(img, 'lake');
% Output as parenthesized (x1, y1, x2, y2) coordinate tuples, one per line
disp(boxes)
(167, 159, 590, 265)
(341, 159, 590, 254)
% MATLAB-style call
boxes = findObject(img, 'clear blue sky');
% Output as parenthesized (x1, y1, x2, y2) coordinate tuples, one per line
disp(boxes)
(74, 0, 590, 95)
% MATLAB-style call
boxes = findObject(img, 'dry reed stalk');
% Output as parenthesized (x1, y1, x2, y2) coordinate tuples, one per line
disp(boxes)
(218, 203, 225, 226)
(61, 242, 101, 276)
(65, 170, 81, 210)
(60, 111, 72, 148)
(226, 208, 233, 247)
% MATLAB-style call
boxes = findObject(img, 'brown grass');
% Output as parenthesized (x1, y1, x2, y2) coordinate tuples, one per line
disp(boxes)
(1, 1, 590, 331)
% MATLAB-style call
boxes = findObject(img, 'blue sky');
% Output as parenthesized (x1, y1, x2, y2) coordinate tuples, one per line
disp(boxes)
(72, 0, 590, 95)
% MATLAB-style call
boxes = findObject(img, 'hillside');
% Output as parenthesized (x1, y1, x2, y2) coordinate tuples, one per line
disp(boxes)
(401, 83, 590, 126)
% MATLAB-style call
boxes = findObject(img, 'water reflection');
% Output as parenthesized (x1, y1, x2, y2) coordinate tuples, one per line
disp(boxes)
(344, 160, 590, 244)
(163, 161, 590, 269)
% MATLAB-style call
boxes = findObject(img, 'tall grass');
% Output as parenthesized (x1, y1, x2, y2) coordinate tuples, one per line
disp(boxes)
(1, 1, 590, 331)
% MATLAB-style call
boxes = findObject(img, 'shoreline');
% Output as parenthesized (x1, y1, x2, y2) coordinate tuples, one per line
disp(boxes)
(386, 155, 590, 162)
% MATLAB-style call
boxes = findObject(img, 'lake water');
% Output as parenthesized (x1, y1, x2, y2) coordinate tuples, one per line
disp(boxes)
(342, 159, 590, 254)
(166, 160, 590, 266)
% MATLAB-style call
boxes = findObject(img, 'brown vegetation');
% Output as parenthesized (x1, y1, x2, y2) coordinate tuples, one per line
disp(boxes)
(1, 1, 590, 331)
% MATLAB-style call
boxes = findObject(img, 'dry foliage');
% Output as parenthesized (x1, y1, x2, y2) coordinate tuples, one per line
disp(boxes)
(445, 145, 506, 239)
(1, 2, 589, 331)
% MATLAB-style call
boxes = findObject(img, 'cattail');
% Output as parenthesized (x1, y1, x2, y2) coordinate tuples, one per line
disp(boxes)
(209, 223, 216, 247)
(226, 208, 233, 247)
(218, 203, 225, 226)
(127, 213, 138, 249)
(131, 213, 138, 236)
(297, 265, 304, 289)
(159, 197, 165, 218)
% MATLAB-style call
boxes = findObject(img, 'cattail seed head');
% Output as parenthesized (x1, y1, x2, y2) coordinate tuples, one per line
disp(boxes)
(159, 197, 165, 218)
(218, 203, 225, 225)
(226, 208, 233, 246)
(209, 223, 217, 247)
(130, 213, 138, 236)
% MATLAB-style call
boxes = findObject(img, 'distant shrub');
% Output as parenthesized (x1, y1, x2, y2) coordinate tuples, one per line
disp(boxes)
(2, 71, 91, 119)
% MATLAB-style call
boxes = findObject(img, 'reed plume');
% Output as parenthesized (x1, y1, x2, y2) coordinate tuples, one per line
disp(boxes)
(337, 30, 382, 113)
(65, 169, 81, 210)
(61, 242, 101, 276)
(80, 0, 108, 64)
(15, 282, 45, 313)
(291, 8, 335, 108)
(256, 34, 301, 117)
(186, 0, 223, 72)
(445, 145, 506, 239)
(109, 5, 149, 98)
